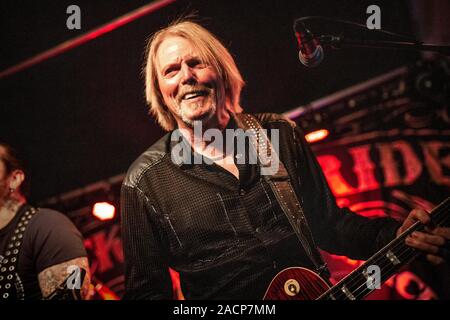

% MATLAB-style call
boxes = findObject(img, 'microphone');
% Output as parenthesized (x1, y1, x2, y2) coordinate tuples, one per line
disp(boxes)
(294, 21, 324, 67)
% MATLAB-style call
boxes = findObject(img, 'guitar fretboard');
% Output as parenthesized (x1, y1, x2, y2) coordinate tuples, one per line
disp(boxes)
(318, 197, 450, 300)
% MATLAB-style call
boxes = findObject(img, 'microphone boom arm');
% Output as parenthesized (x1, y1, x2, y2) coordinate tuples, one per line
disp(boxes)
(319, 35, 450, 56)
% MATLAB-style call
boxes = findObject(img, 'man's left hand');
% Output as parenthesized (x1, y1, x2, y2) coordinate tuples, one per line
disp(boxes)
(396, 208, 450, 265)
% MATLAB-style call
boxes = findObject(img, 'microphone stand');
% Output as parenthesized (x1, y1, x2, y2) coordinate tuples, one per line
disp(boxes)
(319, 35, 450, 56)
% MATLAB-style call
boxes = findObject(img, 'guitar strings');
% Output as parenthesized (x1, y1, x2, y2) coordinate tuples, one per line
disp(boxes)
(350, 201, 450, 299)
(343, 228, 422, 299)
(353, 240, 426, 300)
(321, 200, 449, 300)
(321, 232, 421, 300)
(328, 234, 432, 300)
(340, 201, 449, 300)
(349, 244, 420, 300)
(343, 201, 447, 300)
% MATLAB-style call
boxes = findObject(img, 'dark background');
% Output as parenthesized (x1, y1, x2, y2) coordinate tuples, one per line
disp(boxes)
(1, 0, 422, 202)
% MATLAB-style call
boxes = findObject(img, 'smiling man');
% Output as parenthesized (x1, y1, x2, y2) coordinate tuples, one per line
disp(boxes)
(157, 35, 220, 127)
(120, 20, 450, 300)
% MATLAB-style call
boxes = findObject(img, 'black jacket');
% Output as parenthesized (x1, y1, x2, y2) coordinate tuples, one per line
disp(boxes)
(121, 113, 400, 299)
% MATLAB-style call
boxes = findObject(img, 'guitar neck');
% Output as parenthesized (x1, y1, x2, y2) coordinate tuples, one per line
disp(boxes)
(319, 197, 450, 300)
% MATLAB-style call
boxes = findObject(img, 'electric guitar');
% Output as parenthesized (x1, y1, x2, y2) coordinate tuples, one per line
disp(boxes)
(263, 197, 449, 300)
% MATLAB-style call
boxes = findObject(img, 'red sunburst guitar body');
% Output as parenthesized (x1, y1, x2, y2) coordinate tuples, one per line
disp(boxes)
(263, 267, 330, 300)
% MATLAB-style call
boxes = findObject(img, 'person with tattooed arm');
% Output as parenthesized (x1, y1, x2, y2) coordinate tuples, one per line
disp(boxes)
(0, 143, 91, 300)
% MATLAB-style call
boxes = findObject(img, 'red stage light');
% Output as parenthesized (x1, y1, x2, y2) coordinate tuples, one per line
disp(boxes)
(92, 202, 116, 221)
(305, 129, 329, 143)
(93, 281, 120, 300)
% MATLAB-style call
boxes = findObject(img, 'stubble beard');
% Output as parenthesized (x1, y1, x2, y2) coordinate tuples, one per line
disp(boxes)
(177, 95, 217, 128)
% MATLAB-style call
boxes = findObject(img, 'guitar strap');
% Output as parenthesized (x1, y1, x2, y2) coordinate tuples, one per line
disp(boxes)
(234, 113, 330, 278)
(0, 205, 38, 300)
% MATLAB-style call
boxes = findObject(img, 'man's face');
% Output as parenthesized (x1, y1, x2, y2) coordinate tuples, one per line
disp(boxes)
(156, 36, 224, 128)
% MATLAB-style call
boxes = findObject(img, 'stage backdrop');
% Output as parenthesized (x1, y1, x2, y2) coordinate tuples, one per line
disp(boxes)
(290, 58, 450, 299)
(40, 59, 449, 300)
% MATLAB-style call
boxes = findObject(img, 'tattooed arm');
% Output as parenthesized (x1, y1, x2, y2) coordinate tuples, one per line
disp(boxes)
(38, 257, 91, 300)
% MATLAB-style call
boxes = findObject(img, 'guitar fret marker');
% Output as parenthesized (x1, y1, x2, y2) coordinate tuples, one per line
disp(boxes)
(362, 269, 369, 280)
(341, 285, 355, 300)
(386, 250, 401, 265)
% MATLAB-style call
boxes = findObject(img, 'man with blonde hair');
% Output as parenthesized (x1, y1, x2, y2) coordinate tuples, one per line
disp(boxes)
(144, 20, 245, 132)
(121, 20, 450, 300)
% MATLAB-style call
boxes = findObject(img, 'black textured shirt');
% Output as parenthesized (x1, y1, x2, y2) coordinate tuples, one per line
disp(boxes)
(121, 113, 400, 300)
